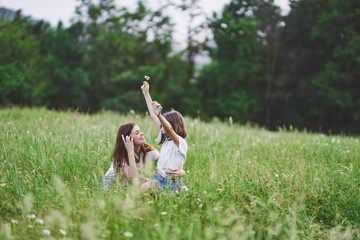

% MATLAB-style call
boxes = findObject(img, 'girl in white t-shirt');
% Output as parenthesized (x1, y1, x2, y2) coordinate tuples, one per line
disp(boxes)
(101, 122, 159, 189)
(141, 81, 187, 193)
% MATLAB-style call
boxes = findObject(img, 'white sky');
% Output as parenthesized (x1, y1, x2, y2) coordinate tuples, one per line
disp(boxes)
(1, 0, 290, 58)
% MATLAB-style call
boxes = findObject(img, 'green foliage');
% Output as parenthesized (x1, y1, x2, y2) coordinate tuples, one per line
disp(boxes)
(0, 19, 43, 105)
(197, 0, 265, 122)
(1, 108, 360, 239)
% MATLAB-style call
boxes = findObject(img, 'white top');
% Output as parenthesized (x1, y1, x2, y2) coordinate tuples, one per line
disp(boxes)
(101, 149, 159, 188)
(157, 134, 188, 177)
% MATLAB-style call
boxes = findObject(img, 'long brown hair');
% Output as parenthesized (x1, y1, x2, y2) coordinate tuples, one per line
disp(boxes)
(112, 122, 155, 173)
(159, 111, 187, 144)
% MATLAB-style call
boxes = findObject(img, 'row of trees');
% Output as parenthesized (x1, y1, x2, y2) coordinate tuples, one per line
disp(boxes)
(1, 0, 359, 134)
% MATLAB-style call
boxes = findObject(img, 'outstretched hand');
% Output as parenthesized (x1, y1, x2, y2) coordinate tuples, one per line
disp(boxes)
(141, 81, 150, 94)
(152, 101, 162, 116)
(121, 134, 134, 153)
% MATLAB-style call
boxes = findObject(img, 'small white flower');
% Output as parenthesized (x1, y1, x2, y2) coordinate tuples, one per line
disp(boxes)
(197, 198, 201, 202)
(203, 190, 207, 194)
(42, 229, 51, 236)
(217, 188, 223, 192)
(248, 161, 251, 164)
(346, 150, 350, 153)
(11, 219, 18, 224)
(35, 218, 44, 224)
(59, 229, 67, 235)
(182, 186, 189, 191)
(173, 205, 178, 208)
(199, 204, 203, 208)
(0, 183, 5, 187)
(28, 224, 33, 229)
(153, 223, 159, 227)
(186, 170, 190, 173)
(148, 201, 153, 204)
(124, 231, 133, 237)
(214, 207, 218, 211)
(161, 212, 167, 215)
(331, 138, 336, 143)
(144, 75, 150, 81)
(27, 131, 30, 134)
(274, 174, 279, 177)
(26, 214, 36, 219)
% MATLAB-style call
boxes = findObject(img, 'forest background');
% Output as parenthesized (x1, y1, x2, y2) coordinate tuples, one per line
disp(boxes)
(0, 0, 359, 134)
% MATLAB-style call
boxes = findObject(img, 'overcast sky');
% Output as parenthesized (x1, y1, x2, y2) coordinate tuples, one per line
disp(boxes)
(1, 0, 290, 59)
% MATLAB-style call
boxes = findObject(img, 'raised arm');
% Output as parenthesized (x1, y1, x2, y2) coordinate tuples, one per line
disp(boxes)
(141, 81, 161, 132)
(152, 102, 180, 147)
(121, 135, 139, 183)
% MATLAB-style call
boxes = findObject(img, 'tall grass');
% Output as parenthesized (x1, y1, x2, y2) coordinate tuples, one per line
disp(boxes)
(0, 107, 359, 239)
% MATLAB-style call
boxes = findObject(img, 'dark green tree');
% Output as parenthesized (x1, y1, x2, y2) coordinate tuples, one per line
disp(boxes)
(196, 0, 265, 122)
(0, 13, 43, 105)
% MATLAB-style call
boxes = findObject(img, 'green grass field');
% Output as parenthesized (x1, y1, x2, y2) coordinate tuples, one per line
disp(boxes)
(1, 107, 359, 239)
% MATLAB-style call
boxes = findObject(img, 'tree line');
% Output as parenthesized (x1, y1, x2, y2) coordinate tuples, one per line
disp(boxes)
(0, 0, 359, 134)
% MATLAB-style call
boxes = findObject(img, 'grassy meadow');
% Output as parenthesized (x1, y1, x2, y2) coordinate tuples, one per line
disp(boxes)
(0, 107, 359, 239)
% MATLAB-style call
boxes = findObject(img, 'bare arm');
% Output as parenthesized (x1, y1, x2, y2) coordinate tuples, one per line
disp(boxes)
(152, 102, 179, 147)
(141, 81, 161, 132)
(166, 169, 186, 178)
(121, 135, 139, 183)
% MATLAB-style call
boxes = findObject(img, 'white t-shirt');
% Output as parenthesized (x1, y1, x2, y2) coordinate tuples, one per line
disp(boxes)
(157, 135, 188, 177)
(101, 149, 159, 188)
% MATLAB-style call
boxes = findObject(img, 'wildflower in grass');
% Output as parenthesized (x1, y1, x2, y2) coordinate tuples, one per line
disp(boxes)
(203, 190, 207, 194)
(248, 161, 251, 164)
(274, 174, 279, 178)
(0, 183, 5, 187)
(28, 224, 33, 229)
(154, 223, 159, 227)
(214, 207, 218, 211)
(124, 231, 133, 237)
(144, 75, 150, 81)
(27, 131, 30, 134)
(197, 198, 201, 202)
(182, 186, 189, 191)
(26, 214, 36, 219)
(217, 188, 223, 192)
(148, 201, 153, 204)
(59, 229, 67, 236)
(161, 212, 167, 215)
(11, 219, 18, 224)
(42, 229, 51, 236)
(186, 170, 190, 173)
(35, 218, 44, 224)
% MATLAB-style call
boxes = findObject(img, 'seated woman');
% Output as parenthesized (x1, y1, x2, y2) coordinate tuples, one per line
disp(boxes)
(101, 122, 184, 189)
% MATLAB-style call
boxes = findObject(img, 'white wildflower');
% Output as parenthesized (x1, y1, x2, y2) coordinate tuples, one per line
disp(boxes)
(182, 186, 189, 191)
(199, 204, 203, 208)
(203, 190, 207, 194)
(153, 223, 159, 227)
(59, 229, 67, 235)
(248, 161, 251, 164)
(161, 212, 167, 215)
(274, 174, 279, 177)
(35, 218, 44, 224)
(197, 198, 201, 202)
(144, 75, 150, 81)
(11, 219, 18, 224)
(214, 207, 218, 211)
(124, 231, 133, 237)
(27, 131, 30, 134)
(0, 183, 5, 187)
(26, 214, 36, 219)
(28, 224, 33, 229)
(148, 201, 153, 204)
(42, 229, 51, 236)
(217, 188, 223, 192)
(186, 170, 190, 173)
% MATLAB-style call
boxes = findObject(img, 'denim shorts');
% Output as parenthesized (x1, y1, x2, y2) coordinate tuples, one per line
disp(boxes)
(152, 173, 183, 194)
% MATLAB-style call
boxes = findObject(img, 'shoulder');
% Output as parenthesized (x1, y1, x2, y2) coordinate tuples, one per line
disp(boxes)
(146, 149, 160, 160)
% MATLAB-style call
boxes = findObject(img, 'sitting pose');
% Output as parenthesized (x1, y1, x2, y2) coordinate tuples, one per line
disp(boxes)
(141, 81, 187, 194)
(101, 122, 159, 189)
